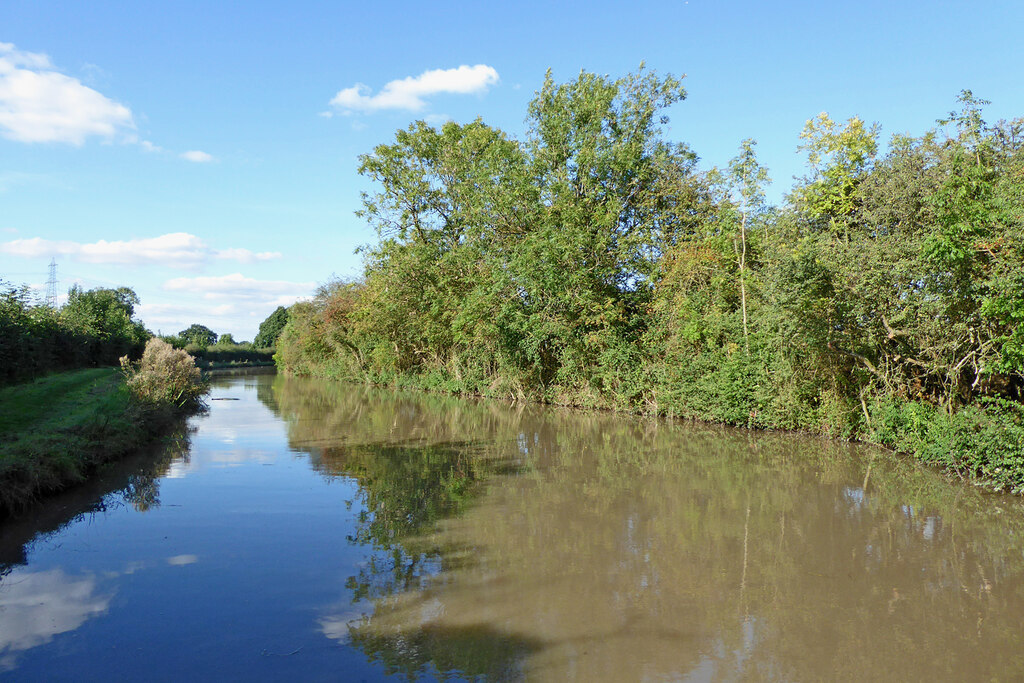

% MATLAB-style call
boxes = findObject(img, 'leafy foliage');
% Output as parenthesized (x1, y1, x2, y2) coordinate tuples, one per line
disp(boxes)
(0, 282, 148, 385)
(254, 306, 290, 348)
(276, 68, 1024, 490)
(177, 323, 218, 347)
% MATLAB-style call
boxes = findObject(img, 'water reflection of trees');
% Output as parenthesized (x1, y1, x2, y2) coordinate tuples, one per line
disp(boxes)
(348, 621, 540, 681)
(323, 441, 494, 611)
(269, 376, 1024, 681)
(0, 427, 192, 576)
(268, 377, 541, 678)
(265, 377, 530, 558)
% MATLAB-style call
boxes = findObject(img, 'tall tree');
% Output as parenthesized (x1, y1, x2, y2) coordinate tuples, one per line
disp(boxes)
(793, 113, 879, 237)
(520, 66, 693, 388)
(355, 118, 538, 375)
(254, 306, 290, 348)
(62, 285, 148, 364)
(724, 139, 770, 348)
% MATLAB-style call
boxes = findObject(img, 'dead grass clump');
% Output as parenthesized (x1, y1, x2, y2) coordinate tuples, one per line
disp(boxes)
(121, 338, 207, 410)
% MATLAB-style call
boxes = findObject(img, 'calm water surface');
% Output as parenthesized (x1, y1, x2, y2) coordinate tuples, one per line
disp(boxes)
(2, 374, 1024, 681)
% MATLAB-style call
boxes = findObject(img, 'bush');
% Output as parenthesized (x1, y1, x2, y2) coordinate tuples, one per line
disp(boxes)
(870, 398, 1024, 492)
(120, 338, 207, 410)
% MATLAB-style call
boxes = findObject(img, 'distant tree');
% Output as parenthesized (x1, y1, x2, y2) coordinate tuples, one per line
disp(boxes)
(62, 285, 140, 328)
(217, 333, 236, 346)
(254, 306, 289, 348)
(159, 334, 186, 349)
(61, 285, 148, 364)
(178, 324, 217, 347)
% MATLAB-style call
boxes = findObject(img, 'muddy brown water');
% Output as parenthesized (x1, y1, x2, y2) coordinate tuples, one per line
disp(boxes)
(2, 374, 1024, 681)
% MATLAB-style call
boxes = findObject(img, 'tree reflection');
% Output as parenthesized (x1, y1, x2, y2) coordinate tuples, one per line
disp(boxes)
(349, 621, 540, 682)
(322, 441, 490, 607)
(0, 426, 192, 575)
(268, 375, 1024, 681)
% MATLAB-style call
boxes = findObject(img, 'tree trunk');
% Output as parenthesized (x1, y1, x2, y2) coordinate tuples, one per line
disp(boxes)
(739, 211, 749, 352)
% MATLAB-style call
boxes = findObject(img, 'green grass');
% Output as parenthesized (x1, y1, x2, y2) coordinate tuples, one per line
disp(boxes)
(0, 368, 156, 517)
(0, 368, 125, 435)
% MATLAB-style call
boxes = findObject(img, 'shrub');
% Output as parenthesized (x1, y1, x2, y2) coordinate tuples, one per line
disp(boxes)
(870, 398, 1024, 492)
(120, 338, 207, 410)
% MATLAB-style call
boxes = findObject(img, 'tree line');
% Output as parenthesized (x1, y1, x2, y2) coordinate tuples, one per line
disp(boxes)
(273, 67, 1021, 490)
(0, 283, 148, 385)
(0, 284, 289, 385)
(164, 307, 288, 350)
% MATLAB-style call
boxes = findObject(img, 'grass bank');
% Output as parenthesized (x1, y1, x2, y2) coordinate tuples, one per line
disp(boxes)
(0, 340, 207, 517)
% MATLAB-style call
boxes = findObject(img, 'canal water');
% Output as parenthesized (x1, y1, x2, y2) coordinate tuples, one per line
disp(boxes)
(2, 374, 1024, 681)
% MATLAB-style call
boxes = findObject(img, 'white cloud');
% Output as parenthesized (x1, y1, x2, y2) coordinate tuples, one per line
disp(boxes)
(330, 64, 499, 113)
(213, 247, 281, 264)
(0, 42, 134, 144)
(0, 232, 281, 268)
(0, 568, 112, 666)
(180, 150, 214, 163)
(137, 285, 312, 340)
(319, 605, 370, 642)
(145, 274, 314, 339)
(162, 272, 315, 300)
(135, 302, 194, 317)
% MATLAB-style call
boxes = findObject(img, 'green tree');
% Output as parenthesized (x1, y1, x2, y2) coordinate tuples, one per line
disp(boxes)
(61, 285, 148, 365)
(518, 66, 693, 394)
(178, 324, 217, 347)
(273, 75, 1024, 490)
(254, 306, 290, 348)
(62, 285, 140, 329)
(793, 113, 879, 236)
(722, 138, 771, 347)
(354, 118, 537, 380)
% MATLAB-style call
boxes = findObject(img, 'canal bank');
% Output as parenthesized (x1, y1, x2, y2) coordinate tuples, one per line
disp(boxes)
(0, 340, 208, 518)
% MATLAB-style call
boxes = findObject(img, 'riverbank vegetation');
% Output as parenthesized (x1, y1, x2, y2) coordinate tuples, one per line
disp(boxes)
(275, 67, 1024, 491)
(0, 338, 207, 517)
(0, 283, 148, 386)
(160, 319, 279, 369)
(186, 344, 275, 370)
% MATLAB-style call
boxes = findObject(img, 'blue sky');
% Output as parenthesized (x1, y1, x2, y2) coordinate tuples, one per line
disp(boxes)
(2, 0, 1022, 340)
